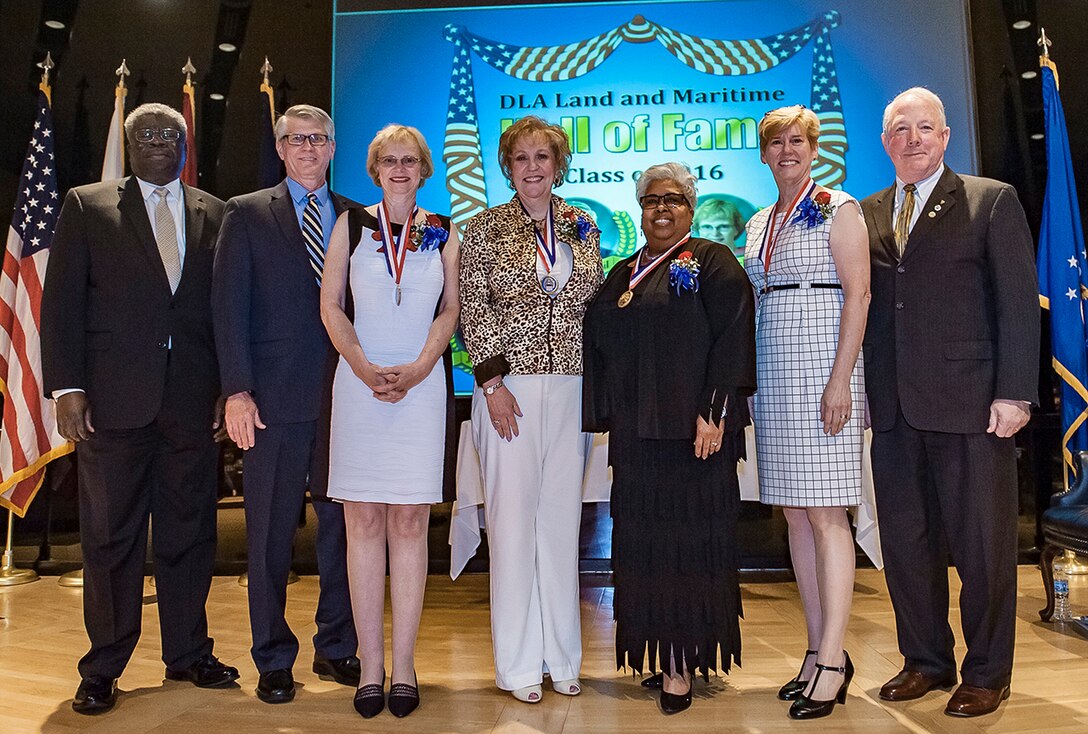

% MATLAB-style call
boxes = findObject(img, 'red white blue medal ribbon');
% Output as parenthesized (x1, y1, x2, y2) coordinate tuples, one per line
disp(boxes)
(759, 179, 815, 276)
(376, 200, 417, 306)
(618, 233, 690, 307)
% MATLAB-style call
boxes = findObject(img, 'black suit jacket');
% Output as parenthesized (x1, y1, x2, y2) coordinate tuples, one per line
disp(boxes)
(212, 180, 355, 425)
(861, 166, 1039, 434)
(41, 177, 224, 431)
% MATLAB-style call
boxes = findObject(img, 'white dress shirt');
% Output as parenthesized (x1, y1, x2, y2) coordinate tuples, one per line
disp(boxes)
(892, 164, 944, 235)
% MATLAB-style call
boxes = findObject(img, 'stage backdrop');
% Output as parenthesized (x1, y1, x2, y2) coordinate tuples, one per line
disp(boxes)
(332, 0, 976, 395)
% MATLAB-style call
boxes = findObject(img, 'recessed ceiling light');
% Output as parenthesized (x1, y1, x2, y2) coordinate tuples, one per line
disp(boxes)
(1012, 20, 1032, 30)
(1021, 70, 1038, 79)
(44, 20, 65, 29)
(1031, 133, 1044, 140)
(209, 93, 225, 101)
(218, 43, 237, 53)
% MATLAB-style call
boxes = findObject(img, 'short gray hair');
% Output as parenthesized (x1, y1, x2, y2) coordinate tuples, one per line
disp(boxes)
(274, 104, 335, 140)
(635, 162, 698, 210)
(124, 103, 186, 139)
(882, 87, 947, 133)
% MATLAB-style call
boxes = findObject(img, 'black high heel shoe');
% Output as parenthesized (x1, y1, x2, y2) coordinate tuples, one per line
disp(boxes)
(659, 675, 693, 715)
(788, 651, 853, 720)
(353, 670, 386, 719)
(387, 670, 420, 718)
(778, 649, 817, 701)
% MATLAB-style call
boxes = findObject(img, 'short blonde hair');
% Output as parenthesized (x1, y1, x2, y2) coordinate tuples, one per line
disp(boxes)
(497, 116, 572, 188)
(757, 105, 820, 153)
(635, 162, 698, 210)
(365, 124, 434, 188)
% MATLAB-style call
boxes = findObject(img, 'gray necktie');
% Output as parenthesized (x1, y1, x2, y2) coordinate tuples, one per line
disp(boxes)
(154, 187, 182, 293)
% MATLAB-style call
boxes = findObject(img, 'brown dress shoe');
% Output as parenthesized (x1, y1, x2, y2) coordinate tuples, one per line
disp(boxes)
(945, 684, 1010, 717)
(879, 669, 958, 701)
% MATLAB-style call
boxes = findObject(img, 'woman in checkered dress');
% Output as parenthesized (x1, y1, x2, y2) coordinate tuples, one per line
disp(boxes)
(743, 106, 870, 720)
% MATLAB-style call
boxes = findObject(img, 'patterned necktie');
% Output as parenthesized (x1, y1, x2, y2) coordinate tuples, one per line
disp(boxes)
(894, 183, 916, 256)
(301, 192, 325, 285)
(154, 187, 182, 293)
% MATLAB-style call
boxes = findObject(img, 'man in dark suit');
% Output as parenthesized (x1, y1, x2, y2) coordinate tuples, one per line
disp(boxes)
(213, 104, 358, 704)
(861, 87, 1039, 718)
(41, 103, 239, 715)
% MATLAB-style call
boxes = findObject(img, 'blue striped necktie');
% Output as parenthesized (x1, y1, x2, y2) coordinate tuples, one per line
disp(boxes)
(301, 192, 324, 285)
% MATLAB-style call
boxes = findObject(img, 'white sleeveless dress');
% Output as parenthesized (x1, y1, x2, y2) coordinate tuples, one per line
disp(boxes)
(743, 189, 864, 507)
(327, 206, 447, 504)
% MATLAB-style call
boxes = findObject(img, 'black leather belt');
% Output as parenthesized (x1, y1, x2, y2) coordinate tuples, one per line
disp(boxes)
(760, 282, 842, 295)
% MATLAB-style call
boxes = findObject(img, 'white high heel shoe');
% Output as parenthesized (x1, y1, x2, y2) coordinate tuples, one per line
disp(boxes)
(512, 684, 542, 703)
(552, 678, 581, 696)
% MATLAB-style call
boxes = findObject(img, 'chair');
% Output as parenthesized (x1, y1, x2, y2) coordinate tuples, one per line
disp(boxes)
(1039, 451, 1088, 620)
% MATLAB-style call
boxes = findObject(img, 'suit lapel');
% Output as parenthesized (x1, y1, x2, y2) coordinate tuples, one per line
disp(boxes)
(901, 166, 959, 261)
(177, 183, 206, 294)
(870, 183, 899, 262)
(269, 181, 312, 272)
(118, 176, 171, 293)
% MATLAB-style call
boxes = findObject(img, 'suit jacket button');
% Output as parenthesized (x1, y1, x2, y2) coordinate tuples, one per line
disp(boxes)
(895, 301, 904, 310)
(897, 265, 906, 273)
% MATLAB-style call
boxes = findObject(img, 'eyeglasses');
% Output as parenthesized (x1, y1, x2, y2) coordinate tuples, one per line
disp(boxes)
(135, 128, 181, 143)
(638, 194, 689, 210)
(280, 133, 331, 147)
(378, 155, 421, 168)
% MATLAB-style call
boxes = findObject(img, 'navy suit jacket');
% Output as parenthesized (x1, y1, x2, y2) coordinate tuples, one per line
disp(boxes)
(212, 180, 355, 425)
(861, 166, 1039, 434)
(41, 177, 223, 430)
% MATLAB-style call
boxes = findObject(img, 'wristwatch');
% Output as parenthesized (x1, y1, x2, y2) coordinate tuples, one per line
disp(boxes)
(483, 379, 504, 396)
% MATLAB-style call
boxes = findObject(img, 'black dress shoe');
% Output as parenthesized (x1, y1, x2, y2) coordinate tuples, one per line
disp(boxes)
(72, 676, 117, 715)
(659, 677, 693, 715)
(778, 649, 817, 701)
(312, 654, 361, 687)
(641, 672, 663, 689)
(353, 670, 386, 719)
(387, 671, 420, 718)
(256, 669, 295, 704)
(166, 654, 240, 688)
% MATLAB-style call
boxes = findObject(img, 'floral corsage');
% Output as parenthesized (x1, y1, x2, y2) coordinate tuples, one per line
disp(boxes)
(410, 213, 449, 251)
(558, 209, 599, 242)
(669, 250, 700, 295)
(791, 190, 836, 228)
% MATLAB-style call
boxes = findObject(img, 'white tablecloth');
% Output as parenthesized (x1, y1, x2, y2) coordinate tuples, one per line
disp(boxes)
(449, 422, 882, 579)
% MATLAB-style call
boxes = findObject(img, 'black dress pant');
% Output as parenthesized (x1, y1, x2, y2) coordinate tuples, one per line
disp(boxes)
(871, 408, 1018, 689)
(76, 414, 218, 679)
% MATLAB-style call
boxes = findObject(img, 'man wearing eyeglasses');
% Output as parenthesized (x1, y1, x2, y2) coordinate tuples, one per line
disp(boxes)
(212, 104, 358, 704)
(42, 103, 237, 715)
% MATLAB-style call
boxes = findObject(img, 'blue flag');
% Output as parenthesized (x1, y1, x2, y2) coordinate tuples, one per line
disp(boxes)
(1037, 61, 1088, 486)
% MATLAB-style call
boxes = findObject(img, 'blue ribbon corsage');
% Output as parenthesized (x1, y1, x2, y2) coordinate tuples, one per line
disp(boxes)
(790, 191, 836, 229)
(669, 251, 700, 295)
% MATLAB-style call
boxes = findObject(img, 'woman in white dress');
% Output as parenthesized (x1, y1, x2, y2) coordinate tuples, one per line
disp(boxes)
(743, 106, 869, 720)
(320, 124, 460, 719)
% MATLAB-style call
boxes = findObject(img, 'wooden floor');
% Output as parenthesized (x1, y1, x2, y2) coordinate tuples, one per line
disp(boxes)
(1, 567, 1086, 733)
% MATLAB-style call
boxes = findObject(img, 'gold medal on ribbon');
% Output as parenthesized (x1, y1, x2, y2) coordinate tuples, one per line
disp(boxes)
(618, 290, 633, 308)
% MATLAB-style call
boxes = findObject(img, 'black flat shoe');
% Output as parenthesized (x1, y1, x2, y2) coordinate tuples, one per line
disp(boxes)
(778, 649, 817, 701)
(166, 653, 240, 688)
(641, 672, 663, 689)
(313, 654, 361, 687)
(788, 651, 854, 720)
(388, 671, 420, 718)
(659, 677, 693, 715)
(353, 670, 386, 719)
(72, 676, 117, 715)
(256, 668, 295, 704)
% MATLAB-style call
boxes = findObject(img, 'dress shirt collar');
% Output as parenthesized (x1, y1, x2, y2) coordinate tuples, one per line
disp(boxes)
(286, 177, 329, 208)
(136, 176, 182, 203)
(894, 164, 944, 209)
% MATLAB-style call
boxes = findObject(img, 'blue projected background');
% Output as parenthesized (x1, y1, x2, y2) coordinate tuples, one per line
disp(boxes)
(332, 0, 976, 395)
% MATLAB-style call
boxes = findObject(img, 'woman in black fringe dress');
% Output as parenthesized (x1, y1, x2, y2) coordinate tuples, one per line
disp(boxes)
(582, 162, 756, 715)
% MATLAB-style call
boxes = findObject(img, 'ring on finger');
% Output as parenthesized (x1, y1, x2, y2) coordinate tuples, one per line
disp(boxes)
(493, 420, 501, 425)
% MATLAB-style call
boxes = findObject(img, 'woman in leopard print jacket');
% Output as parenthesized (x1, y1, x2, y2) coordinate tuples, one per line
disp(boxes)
(459, 115, 603, 704)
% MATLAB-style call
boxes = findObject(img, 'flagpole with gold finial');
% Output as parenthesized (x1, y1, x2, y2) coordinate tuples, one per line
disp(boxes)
(180, 57, 198, 186)
(114, 59, 130, 163)
(260, 56, 275, 128)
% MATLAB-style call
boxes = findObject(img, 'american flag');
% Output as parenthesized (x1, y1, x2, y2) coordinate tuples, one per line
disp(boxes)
(0, 89, 72, 516)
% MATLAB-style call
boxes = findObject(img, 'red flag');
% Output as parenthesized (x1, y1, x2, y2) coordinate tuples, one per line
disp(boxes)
(181, 78, 198, 186)
(0, 84, 73, 516)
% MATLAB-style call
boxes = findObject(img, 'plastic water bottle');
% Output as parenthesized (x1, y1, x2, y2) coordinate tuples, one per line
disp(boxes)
(1054, 557, 1073, 622)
